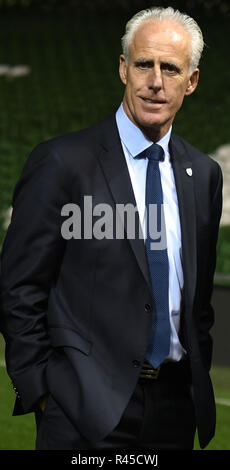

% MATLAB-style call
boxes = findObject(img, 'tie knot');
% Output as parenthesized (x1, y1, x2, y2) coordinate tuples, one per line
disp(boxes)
(136, 143, 164, 162)
(146, 143, 164, 162)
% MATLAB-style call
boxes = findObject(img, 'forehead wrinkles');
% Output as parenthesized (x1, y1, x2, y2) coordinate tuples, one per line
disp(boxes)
(130, 20, 191, 62)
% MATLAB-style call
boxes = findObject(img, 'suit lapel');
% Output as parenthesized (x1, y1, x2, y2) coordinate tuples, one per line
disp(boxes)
(170, 136, 197, 310)
(97, 115, 151, 290)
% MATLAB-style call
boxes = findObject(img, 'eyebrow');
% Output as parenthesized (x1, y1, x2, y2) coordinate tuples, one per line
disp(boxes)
(134, 58, 182, 73)
(134, 58, 154, 67)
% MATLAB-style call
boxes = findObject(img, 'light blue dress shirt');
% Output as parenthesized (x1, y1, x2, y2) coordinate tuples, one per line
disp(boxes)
(116, 103, 185, 361)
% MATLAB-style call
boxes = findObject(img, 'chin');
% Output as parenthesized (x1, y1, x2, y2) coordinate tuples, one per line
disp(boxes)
(136, 116, 163, 130)
(134, 109, 164, 127)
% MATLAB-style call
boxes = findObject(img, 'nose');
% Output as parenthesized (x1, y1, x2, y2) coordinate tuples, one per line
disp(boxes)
(148, 66, 163, 92)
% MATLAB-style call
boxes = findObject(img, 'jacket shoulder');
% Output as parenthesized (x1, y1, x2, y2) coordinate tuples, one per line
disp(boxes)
(38, 113, 117, 155)
(22, 113, 117, 177)
(171, 134, 220, 170)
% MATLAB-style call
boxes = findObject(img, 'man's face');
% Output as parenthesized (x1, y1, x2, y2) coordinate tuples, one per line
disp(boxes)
(119, 19, 199, 140)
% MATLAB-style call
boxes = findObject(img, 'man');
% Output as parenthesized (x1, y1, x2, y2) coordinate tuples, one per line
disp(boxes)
(0, 7, 222, 450)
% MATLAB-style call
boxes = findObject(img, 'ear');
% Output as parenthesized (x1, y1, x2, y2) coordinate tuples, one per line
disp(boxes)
(119, 54, 127, 85)
(185, 68, 200, 96)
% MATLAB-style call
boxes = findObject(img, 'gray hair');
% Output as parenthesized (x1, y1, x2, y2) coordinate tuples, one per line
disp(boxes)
(121, 7, 204, 73)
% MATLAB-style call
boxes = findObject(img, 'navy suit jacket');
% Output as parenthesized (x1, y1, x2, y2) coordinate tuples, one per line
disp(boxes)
(0, 113, 222, 448)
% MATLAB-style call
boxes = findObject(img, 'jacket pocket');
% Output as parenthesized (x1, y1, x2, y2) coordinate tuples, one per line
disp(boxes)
(48, 326, 92, 356)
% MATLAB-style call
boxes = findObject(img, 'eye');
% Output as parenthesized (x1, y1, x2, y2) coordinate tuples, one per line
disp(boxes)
(135, 60, 153, 70)
(161, 63, 181, 74)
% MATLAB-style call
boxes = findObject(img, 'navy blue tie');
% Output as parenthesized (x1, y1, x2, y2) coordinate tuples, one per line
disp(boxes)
(137, 144, 170, 368)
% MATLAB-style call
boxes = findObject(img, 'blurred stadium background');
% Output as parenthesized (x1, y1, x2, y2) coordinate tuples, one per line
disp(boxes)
(0, 0, 229, 450)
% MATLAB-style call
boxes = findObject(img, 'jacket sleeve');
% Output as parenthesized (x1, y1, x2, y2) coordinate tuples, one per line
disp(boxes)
(0, 142, 69, 414)
(198, 162, 223, 370)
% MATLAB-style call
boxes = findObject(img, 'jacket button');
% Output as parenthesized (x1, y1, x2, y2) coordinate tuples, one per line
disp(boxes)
(145, 303, 152, 312)
(132, 360, 141, 368)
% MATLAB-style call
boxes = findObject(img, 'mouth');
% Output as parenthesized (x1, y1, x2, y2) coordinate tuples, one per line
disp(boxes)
(140, 97, 166, 105)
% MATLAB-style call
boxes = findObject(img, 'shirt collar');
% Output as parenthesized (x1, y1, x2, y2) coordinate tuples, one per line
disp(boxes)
(116, 103, 172, 160)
